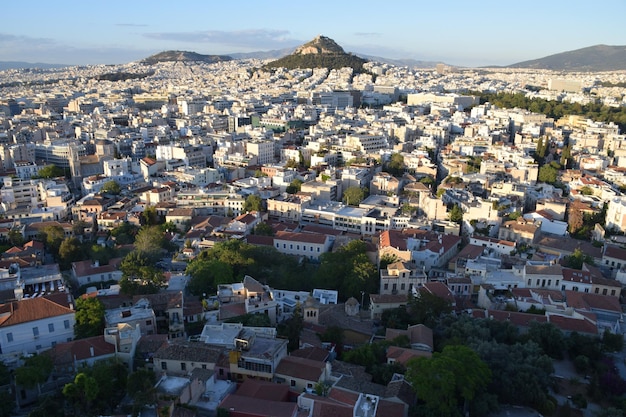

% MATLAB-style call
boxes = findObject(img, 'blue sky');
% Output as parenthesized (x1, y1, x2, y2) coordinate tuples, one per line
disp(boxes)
(2, 0, 625, 67)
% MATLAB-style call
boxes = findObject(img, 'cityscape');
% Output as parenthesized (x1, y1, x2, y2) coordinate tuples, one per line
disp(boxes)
(1, 26, 626, 417)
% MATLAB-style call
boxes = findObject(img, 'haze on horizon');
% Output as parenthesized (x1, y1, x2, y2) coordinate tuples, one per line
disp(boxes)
(2, 0, 626, 67)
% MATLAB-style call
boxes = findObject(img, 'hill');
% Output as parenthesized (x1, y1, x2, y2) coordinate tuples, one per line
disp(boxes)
(0, 61, 67, 70)
(509, 44, 626, 71)
(141, 50, 232, 65)
(264, 35, 368, 72)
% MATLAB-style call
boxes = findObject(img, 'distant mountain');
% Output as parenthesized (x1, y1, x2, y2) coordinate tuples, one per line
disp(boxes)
(264, 35, 368, 72)
(229, 47, 296, 60)
(358, 54, 442, 68)
(0, 61, 67, 70)
(509, 44, 626, 71)
(141, 50, 232, 65)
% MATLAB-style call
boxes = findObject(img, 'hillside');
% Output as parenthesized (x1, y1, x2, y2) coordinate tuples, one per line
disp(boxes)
(264, 35, 368, 72)
(141, 50, 232, 65)
(509, 44, 626, 71)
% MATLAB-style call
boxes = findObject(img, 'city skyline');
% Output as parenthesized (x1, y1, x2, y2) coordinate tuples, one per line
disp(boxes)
(2, 0, 626, 67)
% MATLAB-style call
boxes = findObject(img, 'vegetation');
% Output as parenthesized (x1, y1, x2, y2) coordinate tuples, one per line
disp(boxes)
(562, 248, 595, 270)
(243, 194, 263, 212)
(286, 179, 303, 194)
(74, 297, 105, 339)
(277, 303, 303, 352)
(265, 52, 368, 73)
(37, 225, 65, 257)
(15, 354, 53, 395)
(384, 153, 405, 176)
(448, 204, 464, 224)
(120, 250, 166, 295)
(101, 180, 122, 195)
(342, 186, 368, 206)
(34, 164, 65, 179)
(473, 91, 626, 132)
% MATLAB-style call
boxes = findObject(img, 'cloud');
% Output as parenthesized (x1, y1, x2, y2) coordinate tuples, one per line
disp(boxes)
(143, 29, 301, 50)
(116, 23, 149, 27)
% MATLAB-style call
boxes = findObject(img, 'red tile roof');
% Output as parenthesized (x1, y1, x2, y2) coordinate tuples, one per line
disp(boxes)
(275, 356, 326, 382)
(0, 295, 74, 327)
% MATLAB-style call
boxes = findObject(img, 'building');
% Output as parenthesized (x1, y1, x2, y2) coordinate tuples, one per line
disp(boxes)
(272, 231, 334, 261)
(0, 294, 75, 360)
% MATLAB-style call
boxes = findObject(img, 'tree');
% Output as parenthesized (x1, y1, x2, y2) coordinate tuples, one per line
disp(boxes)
(110, 222, 139, 245)
(101, 180, 121, 195)
(7, 229, 24, 247)
(37, 224, 65, 256)
(127, 369, 156, 414)
(319, 326, 345, 357)
(253, 222, 274, 236)
(15, 354, 53, 395)
(133, 225, 166, 262)
(243, 194, 263, 212)
(602, 330, 624, 353)
(563, 248, 594, 270)
(141, 205, 160, 226)
(120, 251, 166, 295)
(286, 179, 303, 194)
(0, 390, 14, 417)
(406, 345, 491, 417)
(342, 186, 367, 206)
(74, 297, 105, 339)
(525, 321, 566, 359)
(278, 303, 303, 352)
(63, 372, 99, 416)
(36, 164, 65, 179)
(409, 291, 453, 328)
(580, 185, 594, 196)
(58, 237, 85, 270)
(538, 164, 558, 184)
(448, 204, 463, 224)
(186, 258, 234, 296)
(386, 153, 405, 176)
(568, 200, 585, 234)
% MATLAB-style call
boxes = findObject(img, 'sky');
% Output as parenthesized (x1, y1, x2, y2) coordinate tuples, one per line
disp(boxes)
(2, 0, 626, 67)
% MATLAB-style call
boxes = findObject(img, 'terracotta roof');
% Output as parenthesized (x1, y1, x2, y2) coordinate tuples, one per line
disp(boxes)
(275, 356, 325, 382)
(48, 335, 115, 366)
(565, 290, 622, 313)
(274, 231, 329, 244)
(473, 309, 548, 327)
(72, 258, 122, 277)
(604, 245, 626, 261)
(369, 293, 409, 304)
(290, 346, 329, 362)
(548, 314, 598, 335)
(422, 282, 455, 303)
(386, 345, 431, 364)
(219, 394, 297, 417)
(525, 264, 563, 275)
(0, 295, 74, 327)
(236, 379, 290, 402)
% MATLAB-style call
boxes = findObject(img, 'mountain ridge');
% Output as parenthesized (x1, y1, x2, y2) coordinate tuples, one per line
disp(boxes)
(509, 44, 626, 71)
(140, 50, 232, 65)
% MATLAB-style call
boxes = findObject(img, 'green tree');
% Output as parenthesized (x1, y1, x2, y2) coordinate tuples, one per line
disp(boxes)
(15, 354, 53, 395)
(7, 229, 24, 246)
(409, 291, 453, 328)
(448, 204, 464, 224)
(141, 206, 160, 226)
(563, 248, 594, 270)
(127, 368, 156, 414)
(90, 244, 117, 265)
(120, 251, 165, 295)
(253, 222, 274, 236)
(386, 153, 405, 176)
(580, 186, 594, 196)
(110, 222, 139, 245)
(602, 330, 624, 353)
(538, 164, 558, 184)
(101, 180, 121, 195)
(319, 326, 345, 356)
(36, 164, 65, 179)
(278, 303, 303, 352)
(243, 194, 263, 212)
(74, 297, 105, 339)
(419, 175, 435, 188)
(63, 372, 99, 415)
(406, 345, 491, 416)
(342, 186, 367, 206)
(0, 389, 14, 417)
(37, 224, 65, 256)
(525, 321, 566, 359)
(286, 179, 303, 194)
(186, 258, 234, 296)
(58, 237, 86, 270)
(133, 225, 165, 262)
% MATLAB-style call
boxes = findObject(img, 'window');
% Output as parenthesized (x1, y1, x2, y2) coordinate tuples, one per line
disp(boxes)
(603, 289, 608, 295)
(161, 362, 167, 370)
(291, 380, 296, 387)
(64, 320, 70, 329)
(181, 362, 186, 371)
(384, 283, 388, 290)
(6, 333, 12, 343)
(48, 323, 54, 333)
(33, 327, 39, 337)
(146, 320, 152, 326)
